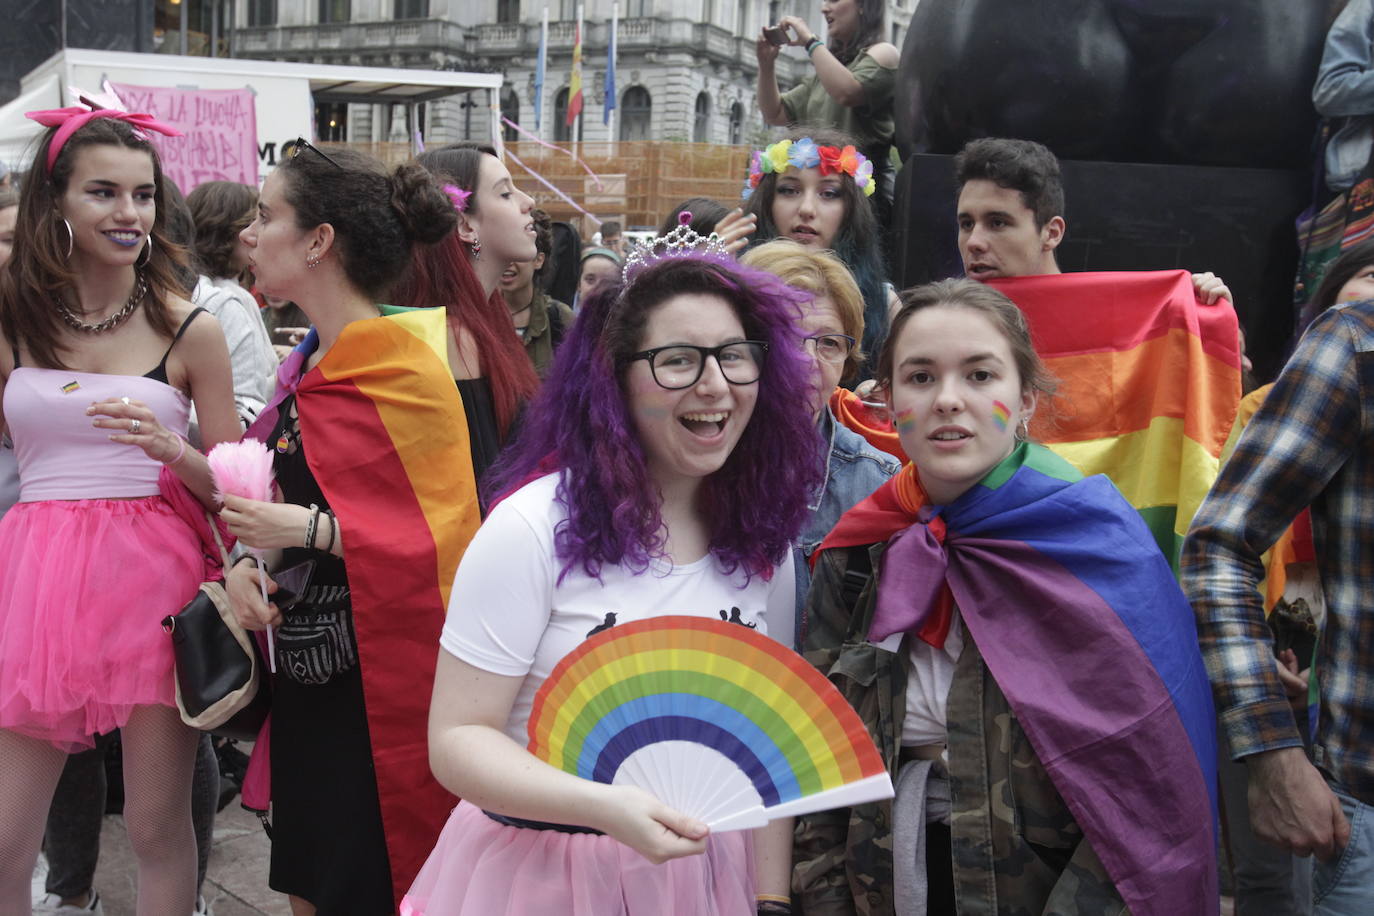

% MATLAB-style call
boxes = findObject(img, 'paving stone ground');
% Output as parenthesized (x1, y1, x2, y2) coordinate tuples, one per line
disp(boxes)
(50, 801, 289, 916)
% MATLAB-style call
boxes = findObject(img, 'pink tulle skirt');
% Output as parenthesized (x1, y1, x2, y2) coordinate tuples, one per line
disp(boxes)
(402, 801, 756, 916)
(0, 497, 204, 750)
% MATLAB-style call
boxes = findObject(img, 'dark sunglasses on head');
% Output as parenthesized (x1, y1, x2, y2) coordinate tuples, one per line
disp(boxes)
(285, 137, 343, 170)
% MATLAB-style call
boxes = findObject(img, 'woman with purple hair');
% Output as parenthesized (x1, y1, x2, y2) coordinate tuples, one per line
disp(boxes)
(403, 251, 823, 915)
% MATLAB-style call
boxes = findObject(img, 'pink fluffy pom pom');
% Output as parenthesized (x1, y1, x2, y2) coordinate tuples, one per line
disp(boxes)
(207, 439, 275, 503)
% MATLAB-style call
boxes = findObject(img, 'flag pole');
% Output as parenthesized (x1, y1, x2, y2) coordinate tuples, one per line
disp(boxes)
(535, 6, 548, 142)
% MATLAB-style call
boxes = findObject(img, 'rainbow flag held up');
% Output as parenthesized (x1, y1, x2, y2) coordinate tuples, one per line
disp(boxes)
(989, 270, 1243, 569)
(247, 306, 480, 904)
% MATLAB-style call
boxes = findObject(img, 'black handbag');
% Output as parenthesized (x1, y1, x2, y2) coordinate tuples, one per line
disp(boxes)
(161, 519, 271, 742)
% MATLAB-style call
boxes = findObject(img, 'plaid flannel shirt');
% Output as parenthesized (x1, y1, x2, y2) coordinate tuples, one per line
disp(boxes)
(1183, 300, 1374, 803)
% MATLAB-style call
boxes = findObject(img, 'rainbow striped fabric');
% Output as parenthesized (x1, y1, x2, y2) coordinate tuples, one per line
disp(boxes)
(989, 270, 1243, 569)
(825, 443, 1219, 913)
(527, 615, 892, 831)
(249, 306, 480, 903)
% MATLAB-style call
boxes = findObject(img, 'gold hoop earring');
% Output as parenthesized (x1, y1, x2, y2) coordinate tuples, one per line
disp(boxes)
(136, 236, 153, 269)
(58, 219, 73, 260)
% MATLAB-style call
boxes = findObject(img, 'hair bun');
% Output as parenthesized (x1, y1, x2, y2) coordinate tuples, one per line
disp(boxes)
(389, 162, 457, 246)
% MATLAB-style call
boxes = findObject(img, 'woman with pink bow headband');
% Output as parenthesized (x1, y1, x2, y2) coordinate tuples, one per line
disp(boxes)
(0, 105, 239, 912)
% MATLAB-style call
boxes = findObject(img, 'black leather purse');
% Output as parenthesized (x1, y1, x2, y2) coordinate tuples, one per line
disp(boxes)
(161, 519, 271, 742)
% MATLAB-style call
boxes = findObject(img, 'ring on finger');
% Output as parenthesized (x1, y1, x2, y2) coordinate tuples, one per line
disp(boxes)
(129, 418, 141, 435)
(121, 396, 131, 406)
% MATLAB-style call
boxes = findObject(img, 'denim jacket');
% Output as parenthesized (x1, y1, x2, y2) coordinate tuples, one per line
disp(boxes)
(1315, 0, 1374, 190)
(793, 407, 901, 644)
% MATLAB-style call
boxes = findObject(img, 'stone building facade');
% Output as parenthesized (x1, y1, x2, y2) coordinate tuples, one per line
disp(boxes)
(232, 0, 915, 147)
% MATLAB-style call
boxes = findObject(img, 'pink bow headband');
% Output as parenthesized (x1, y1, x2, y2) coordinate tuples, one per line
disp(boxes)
(25, 107, 184, 175)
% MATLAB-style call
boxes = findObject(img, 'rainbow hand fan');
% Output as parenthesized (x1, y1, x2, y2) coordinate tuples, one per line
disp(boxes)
(526, 615, 893, 832)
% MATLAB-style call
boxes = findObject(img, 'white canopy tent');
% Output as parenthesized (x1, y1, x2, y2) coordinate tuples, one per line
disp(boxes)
(0, 48, 502, 179)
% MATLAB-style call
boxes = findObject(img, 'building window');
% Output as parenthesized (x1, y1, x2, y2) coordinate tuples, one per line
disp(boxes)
(497, 0, 519, 23)
(693, 92, 711, 143)
(395, 0, 428, 18)
(501, 89, 520, 142)
(736, 0, 748, 36)
(559, 0, 576, 21)
(247, 0, 277, 26)
(728, 102, 743, 145)
(619, 86, 651, 141)
(319, 0, 350, 24)
(316, 102, 348, 142)
(624, 0, 647, 15)
(553, 88, 584, 142)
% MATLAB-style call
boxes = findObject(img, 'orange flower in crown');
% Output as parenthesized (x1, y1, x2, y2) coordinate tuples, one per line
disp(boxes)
(743, 136, 876, 199)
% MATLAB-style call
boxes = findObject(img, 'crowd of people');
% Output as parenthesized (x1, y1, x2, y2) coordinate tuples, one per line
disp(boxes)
(1, 5, 1373, 915)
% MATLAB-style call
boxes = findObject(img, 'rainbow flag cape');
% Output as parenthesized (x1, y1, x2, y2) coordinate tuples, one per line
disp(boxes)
(987, 270, 1243, 569)
(246, 307, 480, 904)
(823, 444, 1218, 913)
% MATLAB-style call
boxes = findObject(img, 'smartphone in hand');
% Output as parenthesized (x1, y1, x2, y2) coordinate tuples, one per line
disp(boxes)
(763, 24, 789, 45)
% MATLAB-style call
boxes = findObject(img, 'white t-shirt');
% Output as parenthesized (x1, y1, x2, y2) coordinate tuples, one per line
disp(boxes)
(440, 473, 797, 745)
(871, 609, 964, 749)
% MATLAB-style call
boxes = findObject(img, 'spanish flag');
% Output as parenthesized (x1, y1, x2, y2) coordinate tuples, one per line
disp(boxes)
(567, 5, 584, 126)
(989, 270, 1243, 569)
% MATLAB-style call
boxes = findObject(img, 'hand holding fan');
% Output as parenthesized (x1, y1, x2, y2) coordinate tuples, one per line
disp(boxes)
(207, 439, 277, 671)
(527, 615, 893, 832)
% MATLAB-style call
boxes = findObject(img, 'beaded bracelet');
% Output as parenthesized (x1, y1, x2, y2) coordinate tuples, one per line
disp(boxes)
(304, 503, 320, 550)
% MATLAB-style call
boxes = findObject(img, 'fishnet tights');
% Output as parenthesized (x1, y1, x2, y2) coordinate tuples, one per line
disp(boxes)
(0, 706, 199, 916)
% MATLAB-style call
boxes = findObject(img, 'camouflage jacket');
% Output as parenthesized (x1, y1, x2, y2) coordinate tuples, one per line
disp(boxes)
(793, 543, 1127, 916)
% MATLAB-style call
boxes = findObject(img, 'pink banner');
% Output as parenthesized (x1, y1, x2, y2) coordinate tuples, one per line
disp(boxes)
(108, 83, 258, 192)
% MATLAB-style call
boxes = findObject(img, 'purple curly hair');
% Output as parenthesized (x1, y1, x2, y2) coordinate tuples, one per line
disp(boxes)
(486, 253, 824, 583)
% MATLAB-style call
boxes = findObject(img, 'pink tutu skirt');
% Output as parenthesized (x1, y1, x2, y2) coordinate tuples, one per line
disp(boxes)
(402, 801, 756, 916)
(0, 497, 204, 750)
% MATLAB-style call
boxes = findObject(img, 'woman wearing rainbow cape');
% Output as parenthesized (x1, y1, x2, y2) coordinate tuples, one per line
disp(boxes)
(795, 279, 1219, 914)
(220, 144, 480, 914)
(403, 248, 823, 915)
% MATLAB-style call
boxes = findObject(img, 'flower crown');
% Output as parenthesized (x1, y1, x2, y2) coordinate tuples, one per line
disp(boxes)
(742, 137, 875, 200)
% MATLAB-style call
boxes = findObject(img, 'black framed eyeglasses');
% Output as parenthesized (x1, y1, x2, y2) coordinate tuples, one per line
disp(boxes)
(628, 341, 769, 390)
(285, 137, 343, 170)
(802, 334, 856, 365)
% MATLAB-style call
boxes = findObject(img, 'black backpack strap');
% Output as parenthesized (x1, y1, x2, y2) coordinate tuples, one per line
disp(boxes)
(841, 544, 875, 618)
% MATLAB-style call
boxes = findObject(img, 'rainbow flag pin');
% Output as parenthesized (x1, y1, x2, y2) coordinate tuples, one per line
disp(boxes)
(60, 380, 81, 394)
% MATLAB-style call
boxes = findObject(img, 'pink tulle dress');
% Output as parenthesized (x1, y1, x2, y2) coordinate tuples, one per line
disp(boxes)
(0, 367, 202, 751)
(402, 801, 755, 916)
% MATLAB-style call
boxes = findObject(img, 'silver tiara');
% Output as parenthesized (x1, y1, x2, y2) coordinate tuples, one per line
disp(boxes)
(622, 211, 732, 278)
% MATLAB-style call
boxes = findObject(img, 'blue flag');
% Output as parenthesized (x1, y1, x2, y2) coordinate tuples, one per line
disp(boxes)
(604, 3, 618, 127)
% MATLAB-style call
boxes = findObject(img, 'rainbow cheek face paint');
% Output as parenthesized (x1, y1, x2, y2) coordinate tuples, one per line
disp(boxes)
(896, 407, 917, 435)
(991, 400, 1011, 433)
